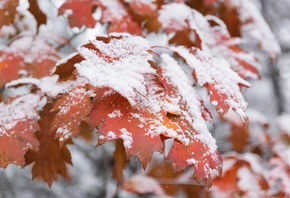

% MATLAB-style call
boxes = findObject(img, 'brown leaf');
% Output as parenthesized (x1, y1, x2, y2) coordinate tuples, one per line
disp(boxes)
(25, 104, 72, 187)
(28, 0, 47, 29)
(228, 124, 250, 153)
(113, 139, 127, 184)
(0, 0, 19, 28)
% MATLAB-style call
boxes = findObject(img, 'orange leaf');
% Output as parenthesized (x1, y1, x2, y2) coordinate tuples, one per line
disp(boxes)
(0, 0, 18, 28)
(212, 153, 269, 197)
(158, 54, 222, 185)
(158, 3, 260, 80)
(171, 46, 249, 122)
(89, 91, 166, 168)
(0, 52, 23, 87)
(0, 94, 40, 168)
(66, 34, 222, 184)
(59, 0, 97, 28)
(96, 0, 142, 35)
(0, 36, 59, 86)
(51, 87, 94, 143)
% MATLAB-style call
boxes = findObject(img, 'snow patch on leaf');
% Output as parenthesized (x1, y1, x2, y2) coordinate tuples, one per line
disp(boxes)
(171, 46, 249, 121)
(108, 109, 122, 118)
(120, 128, 133, 149)
(277, 114, 290, 136)
(226, 0, 281, 58)
(75, 34, 155, 106)
(160, 53, 217, 152)
(0, 94, 40, 136)
(158, 3, 192, 32)
(98, 0, 127, 22)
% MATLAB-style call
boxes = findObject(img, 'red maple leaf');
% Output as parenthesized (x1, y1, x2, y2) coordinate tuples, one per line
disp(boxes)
(51, 87, 94, 143)
(171, 46, 249, 122)
(0, 94, 40, 168)
(59, 0, 142, 35)
(0, 36, 59, 87)
(58, 0, 97, 28)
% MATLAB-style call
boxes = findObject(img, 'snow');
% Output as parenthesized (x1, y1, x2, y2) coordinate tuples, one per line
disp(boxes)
(171, 46, 249, 121)
(186, 158, 197, 165)
(0, 94, 40, 137)
(237, 167, 260, 192)
(98, 0, 127, 21)
(75, 34, 155, 106)
(0, 25, 16, 37)
(158, 3, 192, 32)
(228, 0, 281, 58)
(277, 114, 290, 136)
(211, 100, 218, 106)
(160, 53, 217, 152)
(56, 126, 71, 142)
(120, 128, 133, 149)
(0, 1, 5, 9)
(99, 131, 117, 140)
(6, 36, 59, 65)
(108, 109, 122, 118)
(125, 0, 156, 9)
(6, 75, 89, 98)
(158, 2, 260, 79)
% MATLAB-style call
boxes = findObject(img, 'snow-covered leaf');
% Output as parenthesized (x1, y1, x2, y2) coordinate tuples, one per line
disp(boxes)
(171, 46, 249, 122)
(0, 94, 40, 168)
(158, 3, 260, 79)
(0, 36, 59, 87)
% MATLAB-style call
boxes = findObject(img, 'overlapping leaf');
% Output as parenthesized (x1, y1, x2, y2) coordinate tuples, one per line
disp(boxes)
(220, 0, 281, 59)
(171, 46, 249, 121)
(124, 0, 157, 17)
(183, 0, 281, 59)
(158, 54, 221, 184)
(158, 3, 260, 80)
(65, 34, 223, 184)
(25, 104, 72, 187)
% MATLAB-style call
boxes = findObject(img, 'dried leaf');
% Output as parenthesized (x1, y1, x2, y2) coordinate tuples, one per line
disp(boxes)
(28, 0, 47, 29)
(25, 104, 72, 187)
(113, 139, 127, 184)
